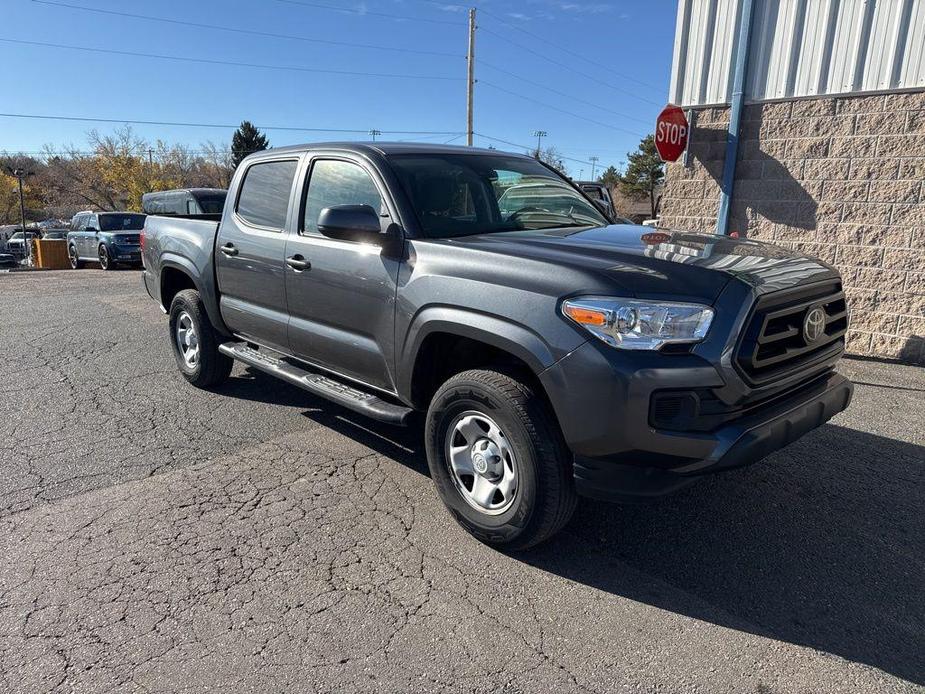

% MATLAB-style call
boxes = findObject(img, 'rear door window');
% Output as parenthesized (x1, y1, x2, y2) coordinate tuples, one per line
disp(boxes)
(236, 160, 299, 230)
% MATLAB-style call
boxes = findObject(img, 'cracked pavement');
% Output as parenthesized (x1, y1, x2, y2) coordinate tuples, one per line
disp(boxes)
(0, 270, 922, 693)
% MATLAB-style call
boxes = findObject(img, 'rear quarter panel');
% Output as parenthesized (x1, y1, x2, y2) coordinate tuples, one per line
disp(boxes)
(143, 215, 226, 332)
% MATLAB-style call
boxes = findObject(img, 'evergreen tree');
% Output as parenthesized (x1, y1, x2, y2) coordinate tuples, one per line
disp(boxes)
(598, 165, 620, 188)
(619, 135, 664, 218)
(231, 121, 269, 169)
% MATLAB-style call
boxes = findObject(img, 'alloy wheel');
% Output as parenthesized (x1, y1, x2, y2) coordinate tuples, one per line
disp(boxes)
(175, 310, 200, 369)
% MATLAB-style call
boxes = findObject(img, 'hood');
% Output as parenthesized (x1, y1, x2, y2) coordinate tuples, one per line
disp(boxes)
(446, 224, 838, 303)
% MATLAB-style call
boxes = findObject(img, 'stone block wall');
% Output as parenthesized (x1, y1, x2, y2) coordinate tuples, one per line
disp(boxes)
(659, 91, 925, 364)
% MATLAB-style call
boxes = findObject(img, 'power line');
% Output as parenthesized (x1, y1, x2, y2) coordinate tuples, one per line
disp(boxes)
(475, 7, 663, 94)
(400, 0, 662, 99)
(478, 60, 651, 125)
(478, 82, 647, 137)
(31, 0, 463, 59)
(272, 0, 464, 26)
(0, 112, 466, 136)
(478, 25, 661, 107)
(0, 38, 461, 82)
(474, 133, 607, 169)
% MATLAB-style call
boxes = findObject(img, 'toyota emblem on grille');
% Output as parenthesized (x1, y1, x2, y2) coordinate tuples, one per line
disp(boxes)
(803, 306, 826, 344)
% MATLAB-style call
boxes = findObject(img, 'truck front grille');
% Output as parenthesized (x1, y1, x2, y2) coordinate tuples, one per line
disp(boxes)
(736, 280, 848, 385)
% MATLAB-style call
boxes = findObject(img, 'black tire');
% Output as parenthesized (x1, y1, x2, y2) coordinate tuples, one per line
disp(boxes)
(98, 244, 115, 271)
(68, 244, 84, 269)
(168, 289, 233, 388)
(425, 369, 577, 551)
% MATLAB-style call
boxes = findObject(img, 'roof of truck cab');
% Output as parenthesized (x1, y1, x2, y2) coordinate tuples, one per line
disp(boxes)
(247, 142, 530, 158)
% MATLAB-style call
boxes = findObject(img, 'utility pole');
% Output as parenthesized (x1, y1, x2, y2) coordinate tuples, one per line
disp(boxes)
(147, 148, 154, 165)
(532, 130, 547, 156)
(368, 129, 382, 142)
(466, 8, 476, 146)
(589, 156, 599, 180)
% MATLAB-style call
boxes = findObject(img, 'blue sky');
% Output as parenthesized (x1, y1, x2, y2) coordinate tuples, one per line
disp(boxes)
(2, 0, 677, 176)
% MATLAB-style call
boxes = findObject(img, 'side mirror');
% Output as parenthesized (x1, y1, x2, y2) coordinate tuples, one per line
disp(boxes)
(86, 226, 98, 233)
(317, 205, 383, 245)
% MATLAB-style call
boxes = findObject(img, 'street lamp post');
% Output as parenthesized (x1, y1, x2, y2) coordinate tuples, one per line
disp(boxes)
(12, 168, 29, 265)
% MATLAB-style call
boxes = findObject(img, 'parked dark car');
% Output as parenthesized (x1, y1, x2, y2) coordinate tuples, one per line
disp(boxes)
(141, 142, 853, 549)
(142, 188, 227, 216)
(68, 211, 147, 270)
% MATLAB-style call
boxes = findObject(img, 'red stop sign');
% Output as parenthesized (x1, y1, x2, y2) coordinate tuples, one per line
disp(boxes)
(655, 104, 689, 162)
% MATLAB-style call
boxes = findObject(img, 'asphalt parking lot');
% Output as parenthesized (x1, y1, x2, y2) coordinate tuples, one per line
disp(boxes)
(1, 269, 922, 693)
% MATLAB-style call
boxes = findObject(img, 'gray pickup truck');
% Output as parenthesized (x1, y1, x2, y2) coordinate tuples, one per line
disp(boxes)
(142, 142, 853, 549)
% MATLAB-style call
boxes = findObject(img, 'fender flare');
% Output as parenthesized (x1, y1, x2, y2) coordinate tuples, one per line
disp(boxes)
(158, 254, 227, 333)
(397, 306, 557, 402)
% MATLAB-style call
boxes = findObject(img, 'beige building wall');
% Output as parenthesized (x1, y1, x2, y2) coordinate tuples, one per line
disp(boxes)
(659, 91, 925, 365)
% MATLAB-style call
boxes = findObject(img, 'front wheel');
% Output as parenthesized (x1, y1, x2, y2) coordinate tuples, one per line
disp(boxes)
(425, 369, 577, 551)
(168, 289, 232, 388)
(68, 244, 83, 269)
(98, 244, 114, 271)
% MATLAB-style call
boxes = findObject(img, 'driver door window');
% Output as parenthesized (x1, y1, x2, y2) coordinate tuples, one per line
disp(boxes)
(302, 159, 384, 236)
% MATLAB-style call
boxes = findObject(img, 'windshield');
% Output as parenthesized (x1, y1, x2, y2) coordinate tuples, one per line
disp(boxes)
(389, 153, 607, 238)
(98, 214, 146, 231)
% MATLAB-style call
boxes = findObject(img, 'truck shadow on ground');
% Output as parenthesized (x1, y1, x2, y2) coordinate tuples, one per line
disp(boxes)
(224, 370, 923, 684)
(526, 424, 925, 686)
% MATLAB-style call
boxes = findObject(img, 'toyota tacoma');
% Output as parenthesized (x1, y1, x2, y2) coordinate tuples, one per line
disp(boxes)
(141, 143, 853, 549)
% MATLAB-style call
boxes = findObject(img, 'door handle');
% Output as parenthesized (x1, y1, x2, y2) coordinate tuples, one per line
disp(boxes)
(286, 255, 311, 271)
(220, 243, 239, 257)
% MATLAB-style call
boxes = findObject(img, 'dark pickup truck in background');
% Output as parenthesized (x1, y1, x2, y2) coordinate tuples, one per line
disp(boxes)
(141, 142, 853, 549)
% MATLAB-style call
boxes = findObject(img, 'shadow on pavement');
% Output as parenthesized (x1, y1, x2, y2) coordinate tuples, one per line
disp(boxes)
(214, 370, 924, 684)
(524, 424, 925, 685)
(224, 368, 429, 475)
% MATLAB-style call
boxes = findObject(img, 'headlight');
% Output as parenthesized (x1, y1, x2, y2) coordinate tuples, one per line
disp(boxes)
(562, 297, 714, 351)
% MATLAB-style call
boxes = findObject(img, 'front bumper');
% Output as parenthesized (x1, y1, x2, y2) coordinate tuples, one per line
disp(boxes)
(110, 246, 141, 262)
(539, 340, 853, 502)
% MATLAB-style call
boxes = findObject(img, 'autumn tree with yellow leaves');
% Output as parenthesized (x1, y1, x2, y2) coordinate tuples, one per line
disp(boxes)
(0, 167, 43, 226)
(15, 126, 234, 220)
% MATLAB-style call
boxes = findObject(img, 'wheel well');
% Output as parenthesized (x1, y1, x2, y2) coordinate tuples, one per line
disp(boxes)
(410, 332, 547, 410)
(160, 267, 197, 310)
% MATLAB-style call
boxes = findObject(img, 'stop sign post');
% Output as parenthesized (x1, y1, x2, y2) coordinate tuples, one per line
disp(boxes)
(655, 104, 689, 162)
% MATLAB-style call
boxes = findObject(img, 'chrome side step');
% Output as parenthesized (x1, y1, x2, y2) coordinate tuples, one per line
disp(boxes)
(218, 341, 413, 425)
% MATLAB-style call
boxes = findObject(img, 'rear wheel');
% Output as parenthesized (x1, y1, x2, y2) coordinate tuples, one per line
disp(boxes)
(98, 244, 114, 271)
(425, 369, 577, 551)
(68, 244, 83, 269)
(168, 289, 232, 388)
